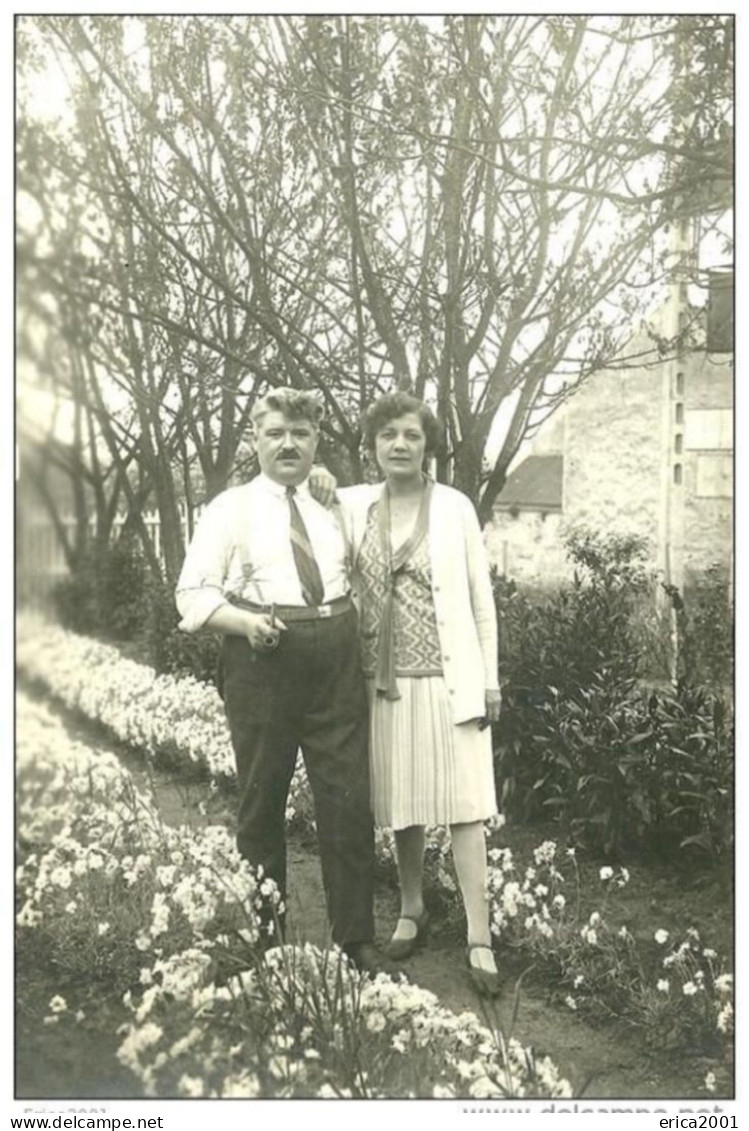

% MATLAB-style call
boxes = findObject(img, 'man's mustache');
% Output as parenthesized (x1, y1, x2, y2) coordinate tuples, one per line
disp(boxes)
(277, 450, 301, 459)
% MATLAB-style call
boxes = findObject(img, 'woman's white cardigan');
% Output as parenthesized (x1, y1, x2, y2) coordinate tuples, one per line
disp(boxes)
(338, 482, 500, 725)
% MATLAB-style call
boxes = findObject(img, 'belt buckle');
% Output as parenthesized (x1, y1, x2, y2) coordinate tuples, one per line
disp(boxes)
(318, 605, 332, 619)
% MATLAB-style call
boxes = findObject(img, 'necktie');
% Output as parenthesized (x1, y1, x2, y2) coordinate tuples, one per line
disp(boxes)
(286, 486, 325, 606)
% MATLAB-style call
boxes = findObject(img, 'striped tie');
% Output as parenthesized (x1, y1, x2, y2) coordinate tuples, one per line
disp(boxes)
(286, 486, 325, 606)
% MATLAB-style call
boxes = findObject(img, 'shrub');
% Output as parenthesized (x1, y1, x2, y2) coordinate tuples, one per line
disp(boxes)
(494, 528, 651, 823)
(493, 530, 734, 861)
(51, 534, 151, 642)
(667, 564, 733, 691)
(140, 576, 221, 684)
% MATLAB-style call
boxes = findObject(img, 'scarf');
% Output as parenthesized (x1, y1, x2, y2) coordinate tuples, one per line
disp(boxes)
(374, 478, 433, 700)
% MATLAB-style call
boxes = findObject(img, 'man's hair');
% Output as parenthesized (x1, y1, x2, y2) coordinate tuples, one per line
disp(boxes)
(362, 391, 441, 455)
(251, 386, 325, 429)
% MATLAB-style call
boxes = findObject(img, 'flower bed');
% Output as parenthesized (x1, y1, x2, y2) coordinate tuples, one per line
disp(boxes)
(16, 611, 312, 823)
(17, 614, 733, 1090)
(17, 690, 574, 1099)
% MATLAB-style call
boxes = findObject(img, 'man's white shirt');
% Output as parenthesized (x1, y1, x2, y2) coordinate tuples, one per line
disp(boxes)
(176, 473, 349, 631)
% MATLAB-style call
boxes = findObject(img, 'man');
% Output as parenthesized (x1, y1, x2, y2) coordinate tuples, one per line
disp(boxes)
(176, 387, 388, 975)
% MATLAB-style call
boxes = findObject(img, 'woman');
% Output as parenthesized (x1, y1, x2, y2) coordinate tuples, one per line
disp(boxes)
(335, 391, 502, 996)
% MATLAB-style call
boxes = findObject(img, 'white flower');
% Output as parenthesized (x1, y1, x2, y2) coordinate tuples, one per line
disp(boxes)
(589, 911, 601, 927)
(704, 1071, 716, 1093)
(179, 1075, 205, 1098)
(552, 894, 566, 910)
(573, 975, 584, 988)
(599, 866, 614, 881)
(714, 974, 733, 995)
(682, 981, 698, 996)
(97, 922, 111, 937)
(703, 948, 717, 960)
(618, 926, 630, 939)
(654, 929, 669, 945)
(48, 995, 68, 1014)
(75, 1010, 86, 1023)
(618, 867, 630, 886)
(657, 979, 670, 993)
(564, 995, 577, 1011)
(533, 840, 557, 865)
(717, 1003, 733, 1033)
(565, 848, 576, 858)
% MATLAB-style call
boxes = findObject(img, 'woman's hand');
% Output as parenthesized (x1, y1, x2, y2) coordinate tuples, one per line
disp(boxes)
(484, 688, 502, 723)
(309, 465, 339, 508)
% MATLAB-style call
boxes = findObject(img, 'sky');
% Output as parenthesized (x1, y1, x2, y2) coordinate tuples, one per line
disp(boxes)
(14, 11, 733, 468)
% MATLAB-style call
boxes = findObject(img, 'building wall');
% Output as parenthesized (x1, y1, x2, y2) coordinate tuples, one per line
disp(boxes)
(484, 336, 733, 592)
(679, 352, 733, 582)
(484, 509, 567, 588)
(563, 348, 664, 557)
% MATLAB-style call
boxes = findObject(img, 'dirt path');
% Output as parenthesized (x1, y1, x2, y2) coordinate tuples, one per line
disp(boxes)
(18, 689, 707, 1100)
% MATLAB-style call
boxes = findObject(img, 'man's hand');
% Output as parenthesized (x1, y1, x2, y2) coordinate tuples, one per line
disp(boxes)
(309, 465, 338, 508)
(244, 611, 287, 651)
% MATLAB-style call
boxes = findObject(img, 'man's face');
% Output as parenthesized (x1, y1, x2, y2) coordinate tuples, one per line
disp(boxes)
(255, 410, 319, 487)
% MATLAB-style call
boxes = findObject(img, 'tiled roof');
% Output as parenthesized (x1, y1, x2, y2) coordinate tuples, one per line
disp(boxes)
(494, 454, 563, 511)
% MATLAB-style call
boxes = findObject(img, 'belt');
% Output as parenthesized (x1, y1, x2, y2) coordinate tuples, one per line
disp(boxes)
(228, 594, 353, 622)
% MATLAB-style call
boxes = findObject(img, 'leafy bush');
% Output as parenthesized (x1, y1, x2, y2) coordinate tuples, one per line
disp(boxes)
(494, 528, 651, 823)
(51, 534, 151, 641)
(51, 534, 221, 686)
(528, 679, 733, 859)
(644, 683, 733, 859)
(668, 563, 733, 691)
(140, 575, 221, 684)
(493, 529, 734, 861)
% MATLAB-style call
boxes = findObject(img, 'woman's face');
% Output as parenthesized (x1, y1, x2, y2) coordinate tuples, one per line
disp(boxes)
(374, 411, 427, 481)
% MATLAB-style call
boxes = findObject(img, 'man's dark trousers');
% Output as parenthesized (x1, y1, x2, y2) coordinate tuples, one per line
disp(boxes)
(219, 606, 375, 946)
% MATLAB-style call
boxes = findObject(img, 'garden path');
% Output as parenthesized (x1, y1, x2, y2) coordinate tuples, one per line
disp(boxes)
(117, 718, 704, 1100)
(18, 688, 708, 1102)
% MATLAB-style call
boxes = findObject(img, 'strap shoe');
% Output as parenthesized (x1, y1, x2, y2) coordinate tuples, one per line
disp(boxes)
(386, 908, 430, 961)
(466, 944, 502, 998)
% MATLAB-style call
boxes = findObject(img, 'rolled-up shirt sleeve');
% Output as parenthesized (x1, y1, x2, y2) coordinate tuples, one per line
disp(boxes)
(175, 495, 234, 633)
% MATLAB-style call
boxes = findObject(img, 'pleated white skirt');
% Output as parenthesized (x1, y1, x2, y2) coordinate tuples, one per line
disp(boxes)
(366, 676, 498, 830)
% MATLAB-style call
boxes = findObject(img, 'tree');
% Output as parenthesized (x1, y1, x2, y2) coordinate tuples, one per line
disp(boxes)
(17, 13, 733, 552)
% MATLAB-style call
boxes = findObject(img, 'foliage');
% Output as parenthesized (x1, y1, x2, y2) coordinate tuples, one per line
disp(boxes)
(485, 842, 733, 1080)
(51, 533, 151, 640)
(16, 14, 734, 558)
(644, 683, 733, 859)
(494, 531, 733, 861)
(140, 576, 222, 685)
(494, 529, 649, 818)
(17, 662, 733, 1091)
(17, 691, 574, 1100)
(666, 563, 733, 690)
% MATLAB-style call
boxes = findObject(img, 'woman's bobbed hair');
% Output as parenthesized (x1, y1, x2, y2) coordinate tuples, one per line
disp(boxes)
(362, 391, 442, 456)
